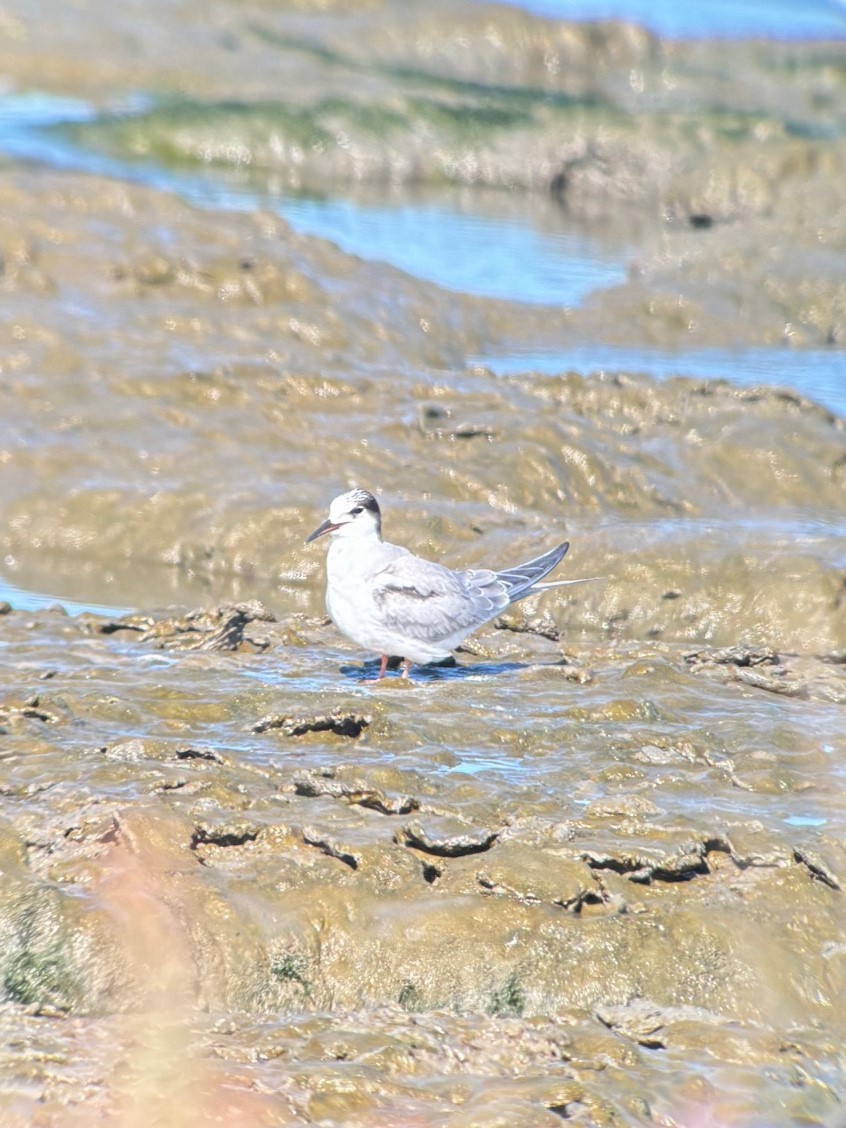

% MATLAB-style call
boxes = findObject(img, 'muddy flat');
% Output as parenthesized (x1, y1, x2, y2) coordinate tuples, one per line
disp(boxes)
(0, 2, 844, 1124)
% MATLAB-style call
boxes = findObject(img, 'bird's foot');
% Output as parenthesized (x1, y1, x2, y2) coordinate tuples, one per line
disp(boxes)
(362, 656, 414, 684)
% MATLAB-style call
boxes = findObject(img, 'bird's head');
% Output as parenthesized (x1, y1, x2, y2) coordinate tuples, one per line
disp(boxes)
(306, 488, 382, 543)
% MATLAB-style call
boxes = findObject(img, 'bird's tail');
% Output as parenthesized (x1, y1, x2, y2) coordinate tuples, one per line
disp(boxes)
(495, 540, 571, 604)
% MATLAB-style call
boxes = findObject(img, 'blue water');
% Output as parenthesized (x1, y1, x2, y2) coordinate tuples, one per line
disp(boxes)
(278, 198, 626, 306)
(493, 0, 846, 39)
(0, 577, 132, 617)
(0, 93, 842, 415)
(0, 94, 627, 308)
(471, 345, 846, 418)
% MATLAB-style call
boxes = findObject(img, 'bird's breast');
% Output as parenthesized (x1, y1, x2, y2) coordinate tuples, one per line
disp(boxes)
(325, 540, 379, 616)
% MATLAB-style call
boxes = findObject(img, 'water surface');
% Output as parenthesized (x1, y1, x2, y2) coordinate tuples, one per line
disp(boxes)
(3, 92, 842, 421)
(473, 345, 846, 417)
(0, 93, 629, 307)
(492, 0, 846, 39)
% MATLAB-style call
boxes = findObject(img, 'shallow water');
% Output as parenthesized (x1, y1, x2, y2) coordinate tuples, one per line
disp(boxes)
(0, 577, 132, 617)
(0, 93, 629, 307)
(473, 344, 846, 416)
(275, 194, 629, 306)
(2, 91, 842, 415)
(497, 0, 846, 39)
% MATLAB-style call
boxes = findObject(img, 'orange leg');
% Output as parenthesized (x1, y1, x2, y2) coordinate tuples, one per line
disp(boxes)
(364, 656, 414, 683)
(364, 654, 389, 683)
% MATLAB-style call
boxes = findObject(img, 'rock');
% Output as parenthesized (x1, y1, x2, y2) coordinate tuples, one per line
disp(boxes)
(398, 818, 499, 857)
(252, 709, 371, 738)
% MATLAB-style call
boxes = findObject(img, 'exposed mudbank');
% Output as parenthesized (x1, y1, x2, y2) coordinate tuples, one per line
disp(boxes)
(0, 0, 844, 1122)
(1, 603, 844, 1121)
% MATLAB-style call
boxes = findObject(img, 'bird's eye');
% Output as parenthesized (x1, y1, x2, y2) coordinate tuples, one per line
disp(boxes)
(350, 506, 363, 516)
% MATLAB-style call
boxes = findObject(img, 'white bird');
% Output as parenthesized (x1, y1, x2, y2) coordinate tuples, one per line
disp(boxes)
(306, 488, 579, 681)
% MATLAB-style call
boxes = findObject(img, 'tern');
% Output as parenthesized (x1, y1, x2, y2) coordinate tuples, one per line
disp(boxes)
(306, 488, 580, 681)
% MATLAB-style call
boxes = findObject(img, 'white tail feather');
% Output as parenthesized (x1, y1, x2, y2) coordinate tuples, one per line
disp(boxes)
(532, 576, 607, 590)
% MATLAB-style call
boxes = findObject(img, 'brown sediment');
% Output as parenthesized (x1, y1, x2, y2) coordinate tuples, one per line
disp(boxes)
(0, 605, 844, 1122)
(0, 0, 845, 1122)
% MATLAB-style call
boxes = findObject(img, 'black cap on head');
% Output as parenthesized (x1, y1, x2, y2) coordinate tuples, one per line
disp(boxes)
(347, 488, 380, 515)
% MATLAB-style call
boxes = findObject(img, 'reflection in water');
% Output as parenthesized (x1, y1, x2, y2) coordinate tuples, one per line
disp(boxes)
(341, 658, 530, 682)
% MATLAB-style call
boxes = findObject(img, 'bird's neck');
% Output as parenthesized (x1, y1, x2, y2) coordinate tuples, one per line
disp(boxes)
(328, 531, 384, 569)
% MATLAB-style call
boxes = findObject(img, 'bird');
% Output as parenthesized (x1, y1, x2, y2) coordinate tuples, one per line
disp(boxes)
(306, 487, 580, 681)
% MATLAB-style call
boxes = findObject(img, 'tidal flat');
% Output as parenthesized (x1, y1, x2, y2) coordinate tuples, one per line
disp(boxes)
(0, 1, 844, 1124)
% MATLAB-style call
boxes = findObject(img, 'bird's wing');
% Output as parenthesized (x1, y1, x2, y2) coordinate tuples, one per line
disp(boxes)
(371, 552, 507, 643)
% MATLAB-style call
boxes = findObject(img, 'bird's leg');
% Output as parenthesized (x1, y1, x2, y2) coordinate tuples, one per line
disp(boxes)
(401, 658, 412, 680)
(364, 654, 389, 683)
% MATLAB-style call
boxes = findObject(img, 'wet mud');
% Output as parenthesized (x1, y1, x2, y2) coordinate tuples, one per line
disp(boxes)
(0, 0, 845, 1124)
(1, 603, 845, 1123)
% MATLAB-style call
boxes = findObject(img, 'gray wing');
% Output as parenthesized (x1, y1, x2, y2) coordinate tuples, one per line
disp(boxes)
(371, 552, 508, 644)
(371, 539, 570, 644)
